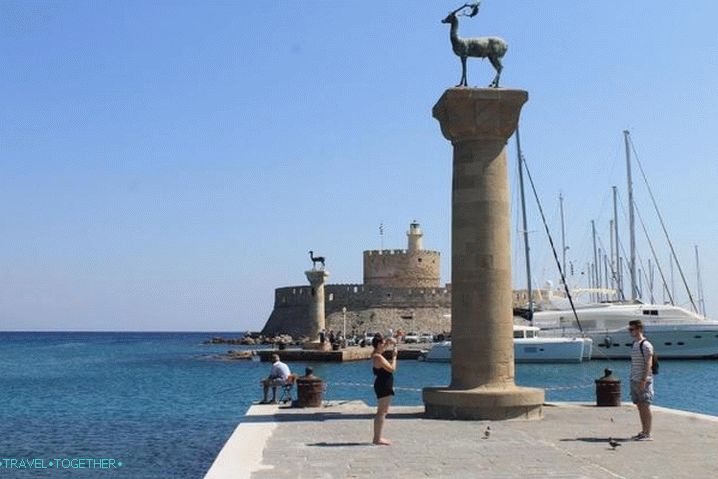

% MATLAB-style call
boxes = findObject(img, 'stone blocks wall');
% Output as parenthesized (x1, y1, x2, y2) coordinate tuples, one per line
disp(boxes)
(261, 282, 451, 337)
(363, 249, 441, 288)
(325, 306, 451, 337)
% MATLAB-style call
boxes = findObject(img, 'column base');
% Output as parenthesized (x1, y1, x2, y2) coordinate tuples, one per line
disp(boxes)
(302, 341, 331, 351)
(423, 385, 544, 420)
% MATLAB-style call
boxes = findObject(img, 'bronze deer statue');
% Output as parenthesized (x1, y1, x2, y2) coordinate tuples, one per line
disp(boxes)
(309, 250, 325, 269)
(442, 2, 508, 88)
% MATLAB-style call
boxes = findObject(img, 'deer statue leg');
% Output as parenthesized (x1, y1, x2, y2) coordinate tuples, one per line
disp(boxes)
(488, 55, 503, 88)
(458, 56, 468, 87)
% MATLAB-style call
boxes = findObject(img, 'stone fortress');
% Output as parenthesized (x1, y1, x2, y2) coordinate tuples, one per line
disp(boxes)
(261, 222, 452, 338)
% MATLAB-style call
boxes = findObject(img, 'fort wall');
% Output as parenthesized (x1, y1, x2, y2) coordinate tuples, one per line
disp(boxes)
(363, 249, 441, 288)
(261, 283, 542, 338)
(261, 283, 451, 337)
(260, 222, 450, 338)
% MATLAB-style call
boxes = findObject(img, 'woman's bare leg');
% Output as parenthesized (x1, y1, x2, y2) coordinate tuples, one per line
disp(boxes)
(373, 396, 393, 445)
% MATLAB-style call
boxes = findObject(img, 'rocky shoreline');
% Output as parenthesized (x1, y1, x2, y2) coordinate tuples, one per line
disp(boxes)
(204, 333, 306, 361)
(203, 333, 304, 347)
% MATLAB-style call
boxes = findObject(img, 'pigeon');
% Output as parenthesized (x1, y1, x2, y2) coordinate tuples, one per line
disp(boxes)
(608, 437, 621, 450)
(483, 426, 491, 439)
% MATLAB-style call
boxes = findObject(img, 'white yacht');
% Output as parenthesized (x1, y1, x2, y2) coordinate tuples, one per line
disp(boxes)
(525, 131, 718, 359)
(531, 301, 718, 359)
(423, 325, 592, 363)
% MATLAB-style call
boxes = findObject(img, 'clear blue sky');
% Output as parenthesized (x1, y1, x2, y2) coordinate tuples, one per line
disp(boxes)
(2, 1, 717, 331)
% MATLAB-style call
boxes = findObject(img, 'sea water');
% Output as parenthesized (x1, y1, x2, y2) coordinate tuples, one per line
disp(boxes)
(1, 332, 716, 478)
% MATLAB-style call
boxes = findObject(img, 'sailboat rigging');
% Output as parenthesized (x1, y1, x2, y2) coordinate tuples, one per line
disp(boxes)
(527, 130, 718, 358)
(514, 126, 583, 333)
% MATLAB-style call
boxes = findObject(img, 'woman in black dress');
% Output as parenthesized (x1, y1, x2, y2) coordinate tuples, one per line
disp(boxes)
(371, 333, 397, 445)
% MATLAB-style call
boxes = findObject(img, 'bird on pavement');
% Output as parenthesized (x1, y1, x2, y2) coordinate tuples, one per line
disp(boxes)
(608, 437, 621, 450)
(483, 426, 491, 439)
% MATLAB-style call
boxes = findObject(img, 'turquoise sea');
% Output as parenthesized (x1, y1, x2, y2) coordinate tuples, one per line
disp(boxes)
(1, 332, 717, 478)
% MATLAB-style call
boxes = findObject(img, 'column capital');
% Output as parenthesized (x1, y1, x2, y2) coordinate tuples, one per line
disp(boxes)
(433, 88, 528, 144)
(305, 269, 329, 286)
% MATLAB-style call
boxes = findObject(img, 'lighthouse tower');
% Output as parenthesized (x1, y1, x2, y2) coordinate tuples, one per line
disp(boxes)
(363, 221, 440, 288)
(407, 221, 423, 253)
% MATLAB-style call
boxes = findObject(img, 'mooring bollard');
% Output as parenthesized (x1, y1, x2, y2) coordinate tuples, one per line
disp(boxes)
(296, 367, 324, 407)
(595, 368, 621, 407)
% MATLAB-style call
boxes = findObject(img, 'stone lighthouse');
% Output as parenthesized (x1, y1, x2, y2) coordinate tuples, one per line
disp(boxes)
(407, 221, 423, 253)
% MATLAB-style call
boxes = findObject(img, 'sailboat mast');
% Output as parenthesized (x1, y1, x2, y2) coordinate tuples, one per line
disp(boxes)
(695, 245, 706, 316)
(670, 254, 675, 304)
(648, 259, 655, 303)
(598, 248, 603, 301)
(609, 220, 615, 292)
(624, 130, 637, 301)
(516, 127, 533, 318)
(612, 186, 622, 299)
(591, 220, 598, 303)
(560, 193, 567, 283)
(604, 253, 609, 301)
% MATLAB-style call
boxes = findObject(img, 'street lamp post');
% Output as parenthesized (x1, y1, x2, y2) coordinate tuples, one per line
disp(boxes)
(342, 306, 347, 340)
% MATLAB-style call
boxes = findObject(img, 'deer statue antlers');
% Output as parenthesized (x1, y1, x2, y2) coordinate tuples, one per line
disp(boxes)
(449, 2, 480, 19)
(442, 2, 507, 88)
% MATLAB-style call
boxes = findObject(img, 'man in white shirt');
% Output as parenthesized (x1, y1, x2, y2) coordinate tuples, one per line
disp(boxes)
(629, 319, 654, 441)
(260, 354, 291, 404)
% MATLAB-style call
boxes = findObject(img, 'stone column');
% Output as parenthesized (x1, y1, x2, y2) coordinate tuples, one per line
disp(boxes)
(303, 269, 330, 350)
(423, 88, 544, 420)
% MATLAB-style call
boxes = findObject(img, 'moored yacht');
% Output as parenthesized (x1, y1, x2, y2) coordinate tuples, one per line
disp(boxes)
(530, 301, 718, 359)
(423, 325, 591, 363)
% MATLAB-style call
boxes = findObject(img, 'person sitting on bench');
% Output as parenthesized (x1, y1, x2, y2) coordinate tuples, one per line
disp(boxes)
(260, 354, 291, 404)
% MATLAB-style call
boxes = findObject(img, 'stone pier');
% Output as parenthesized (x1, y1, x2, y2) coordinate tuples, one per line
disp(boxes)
(423, 88, 544, 420)
(204, 402, 718, 479)
(303, 269, 330, 350)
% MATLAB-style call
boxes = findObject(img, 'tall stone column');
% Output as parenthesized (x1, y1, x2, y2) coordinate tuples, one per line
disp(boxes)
(303, 269, 330, 350)
(423, 88, 544, 420)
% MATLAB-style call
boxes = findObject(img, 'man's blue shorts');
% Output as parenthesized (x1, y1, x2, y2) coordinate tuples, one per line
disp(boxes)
(630, 379, 654, 404)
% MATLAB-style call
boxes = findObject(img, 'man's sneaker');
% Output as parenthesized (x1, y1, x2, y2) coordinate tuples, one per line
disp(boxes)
(634, 433, 653, 441)
(630, 432, 644, 440)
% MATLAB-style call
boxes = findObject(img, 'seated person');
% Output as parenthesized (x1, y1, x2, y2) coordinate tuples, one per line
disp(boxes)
(260, 354, 291, 404)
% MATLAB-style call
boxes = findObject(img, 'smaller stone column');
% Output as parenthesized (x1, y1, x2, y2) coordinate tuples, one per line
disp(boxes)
(303, 269, 330, 350)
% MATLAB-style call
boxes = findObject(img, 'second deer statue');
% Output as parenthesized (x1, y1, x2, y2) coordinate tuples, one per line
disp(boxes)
(442, 2, 508, 88)
(308, 250, 325, 270)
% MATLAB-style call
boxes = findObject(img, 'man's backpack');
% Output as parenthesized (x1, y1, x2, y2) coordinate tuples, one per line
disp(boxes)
(640, 339, 659, 375)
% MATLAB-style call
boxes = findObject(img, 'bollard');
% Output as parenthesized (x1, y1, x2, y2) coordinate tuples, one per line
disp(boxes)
(296, 367, 324, 408)
(595, 368, 621, 406)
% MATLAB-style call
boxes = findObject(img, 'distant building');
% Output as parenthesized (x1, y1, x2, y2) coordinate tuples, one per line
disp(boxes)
(260, 221, 546, 338)
(261, 222, 451, 337)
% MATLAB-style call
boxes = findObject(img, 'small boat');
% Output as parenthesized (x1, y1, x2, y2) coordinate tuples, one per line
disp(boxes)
(423, 325, 592, 363)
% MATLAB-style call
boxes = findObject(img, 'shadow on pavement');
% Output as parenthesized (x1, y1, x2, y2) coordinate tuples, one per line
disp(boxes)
(307, 442, 373, 447)
(560, 437, 631, 443)
(242, 411, 425, 423)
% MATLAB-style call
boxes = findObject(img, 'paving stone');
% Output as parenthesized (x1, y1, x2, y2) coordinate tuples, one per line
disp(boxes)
(205, 401, 718, 479)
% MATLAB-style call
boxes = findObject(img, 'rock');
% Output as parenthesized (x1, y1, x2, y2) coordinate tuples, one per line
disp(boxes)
(226, 350, 255, 360)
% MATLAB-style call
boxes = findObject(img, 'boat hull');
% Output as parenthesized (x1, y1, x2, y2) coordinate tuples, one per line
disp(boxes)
(424, 337, 590, 363)
(586, 325, 718, 359)
(531, 303, 718, 359)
